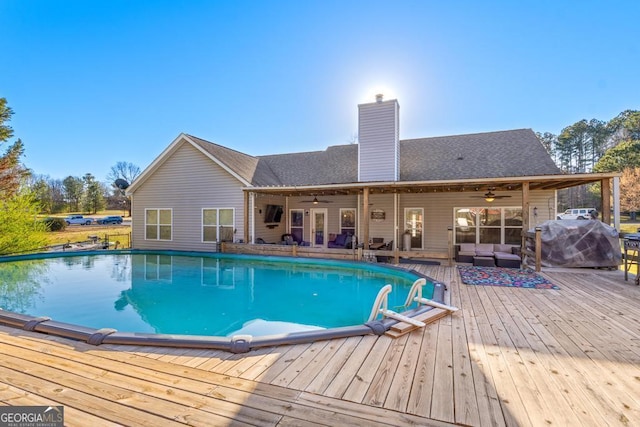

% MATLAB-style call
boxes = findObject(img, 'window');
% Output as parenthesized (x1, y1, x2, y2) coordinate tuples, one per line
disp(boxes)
(289, 209, 304, 243)
(203, 208, 235, 242)
(144, 254, 172, 281)
(405, 208, 423, 249)
(201, 258, 235, 288)
(145, 209, 172, 240)
(454, 207, 522, 245)
(340, 208, 356, 236)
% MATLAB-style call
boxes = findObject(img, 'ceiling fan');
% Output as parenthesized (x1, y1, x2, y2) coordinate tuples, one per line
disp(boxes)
(470, 188, 512, 202)
(302, 196, 333, 204)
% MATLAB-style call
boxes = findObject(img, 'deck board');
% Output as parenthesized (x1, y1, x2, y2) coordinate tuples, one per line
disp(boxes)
(1, 266, 640, 426)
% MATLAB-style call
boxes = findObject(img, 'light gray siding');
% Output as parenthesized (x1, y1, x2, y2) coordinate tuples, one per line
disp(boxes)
(358, 99, 399, 182)
(131, 141, 247, 251)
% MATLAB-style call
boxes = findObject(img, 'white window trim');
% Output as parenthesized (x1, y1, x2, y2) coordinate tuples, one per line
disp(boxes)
(202, 207, 235, 243)
(404, 207, 424, 250)
(453, 206, 523, 245)
(144, 254, 173, 282)
(339, 208, 357, 234)
(289, 208, 304, 234)
(145, 208, 173, 241)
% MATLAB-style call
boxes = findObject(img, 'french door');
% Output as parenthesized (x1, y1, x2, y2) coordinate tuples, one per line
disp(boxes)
(310, 208, 327, 248)
(404, 207, 423, 249)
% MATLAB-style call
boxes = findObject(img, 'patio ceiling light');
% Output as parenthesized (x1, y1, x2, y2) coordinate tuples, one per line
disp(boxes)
(484, 191, 496, 202)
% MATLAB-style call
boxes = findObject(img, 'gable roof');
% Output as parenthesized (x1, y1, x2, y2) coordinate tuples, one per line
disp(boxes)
(128, 128, 562, 193)
(255, 128, 561, 186)
(258, 144, 358, 186)
(187, 135, 281, 186)
(400, 129, 561, 181)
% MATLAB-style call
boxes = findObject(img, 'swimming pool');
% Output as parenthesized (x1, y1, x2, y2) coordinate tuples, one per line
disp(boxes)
(0, 250, 444, 353)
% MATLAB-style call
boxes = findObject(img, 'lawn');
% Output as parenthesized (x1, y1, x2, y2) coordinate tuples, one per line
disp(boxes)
(44, 210, 131, 247)
(46, 224, 131, 246)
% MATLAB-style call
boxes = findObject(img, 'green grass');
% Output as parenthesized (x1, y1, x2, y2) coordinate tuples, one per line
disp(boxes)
(43, 210, 131, 247)
(46, 225, 131, 246)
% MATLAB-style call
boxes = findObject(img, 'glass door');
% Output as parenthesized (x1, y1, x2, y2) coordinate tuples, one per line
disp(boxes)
(404, 208, 423, 249)
(310, 208, 327, 248)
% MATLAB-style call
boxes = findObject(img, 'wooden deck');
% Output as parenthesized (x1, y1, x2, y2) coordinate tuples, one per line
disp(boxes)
(1, 265, 639, 426)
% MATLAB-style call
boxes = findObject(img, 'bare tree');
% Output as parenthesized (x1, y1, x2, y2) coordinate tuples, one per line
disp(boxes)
(106, 161, 141, 217)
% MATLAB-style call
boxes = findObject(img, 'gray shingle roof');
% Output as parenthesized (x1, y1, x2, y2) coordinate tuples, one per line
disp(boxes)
(258, 144, 358, 186)
(187, 134, 281, 186)
(400, 129, 562, 181)
(189, 128, 561, 187)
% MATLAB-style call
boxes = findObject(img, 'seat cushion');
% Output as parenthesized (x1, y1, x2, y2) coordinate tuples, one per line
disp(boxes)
(459, 243, 476, 253)
(474, 243, 494, 257)
(494, 252, 520, 260)
(334, 233, 347, 246)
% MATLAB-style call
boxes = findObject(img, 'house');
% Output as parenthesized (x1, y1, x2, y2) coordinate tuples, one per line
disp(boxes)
(126, 95, 621, 257)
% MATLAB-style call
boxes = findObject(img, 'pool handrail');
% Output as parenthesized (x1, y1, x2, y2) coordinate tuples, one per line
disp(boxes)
(404, 278, 459, 312)
(367, 284, 426, 328)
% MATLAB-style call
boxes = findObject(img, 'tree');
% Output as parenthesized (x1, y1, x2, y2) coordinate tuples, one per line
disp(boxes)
(0, 191, 48, 255)
(0, 98, 30, 197)
(106, 161, 141, 186)
(535, 132, 558, 163)
(82, 173, 105, 214)
(106, 161, 141, 217)
(619, 167, 640, 217)
(63, 176, 84, 212)
(30, 174, 67, 214)
(0, 98, 47, 254)
(607, 110, 640, 143)
(593, 139, 640, 173)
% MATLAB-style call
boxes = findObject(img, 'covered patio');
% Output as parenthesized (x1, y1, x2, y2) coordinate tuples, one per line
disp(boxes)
(239, 172, 621, 261)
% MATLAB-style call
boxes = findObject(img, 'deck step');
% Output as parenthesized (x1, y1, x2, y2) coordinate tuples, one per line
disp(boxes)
(385, 308, 450, 338)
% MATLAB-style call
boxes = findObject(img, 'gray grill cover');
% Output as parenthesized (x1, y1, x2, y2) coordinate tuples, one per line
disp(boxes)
(527, 220, 622, 268)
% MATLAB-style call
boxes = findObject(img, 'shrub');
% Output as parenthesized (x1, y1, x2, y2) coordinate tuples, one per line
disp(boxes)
(42, 217, 67, 232)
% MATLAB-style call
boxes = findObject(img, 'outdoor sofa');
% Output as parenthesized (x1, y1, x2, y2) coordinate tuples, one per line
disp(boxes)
(455, 243, 521, 268)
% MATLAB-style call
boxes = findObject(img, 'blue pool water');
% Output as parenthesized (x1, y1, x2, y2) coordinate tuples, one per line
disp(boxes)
(0, 251, 431, 337)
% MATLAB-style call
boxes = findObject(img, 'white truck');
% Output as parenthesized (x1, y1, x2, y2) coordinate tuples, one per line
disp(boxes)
(65, 215, 93, 225)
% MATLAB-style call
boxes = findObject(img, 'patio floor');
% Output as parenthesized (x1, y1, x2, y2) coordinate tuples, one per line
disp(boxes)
(0, 265, 639, 426)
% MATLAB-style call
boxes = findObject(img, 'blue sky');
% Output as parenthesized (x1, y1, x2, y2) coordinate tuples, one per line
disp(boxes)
(2, 1, 639, 182)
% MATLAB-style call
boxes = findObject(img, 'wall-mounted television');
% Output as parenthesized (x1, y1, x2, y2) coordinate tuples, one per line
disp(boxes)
(264, 204, 283, 223)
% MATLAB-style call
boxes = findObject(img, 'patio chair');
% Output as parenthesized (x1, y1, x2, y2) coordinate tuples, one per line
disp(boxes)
(376, 240, 394, 263)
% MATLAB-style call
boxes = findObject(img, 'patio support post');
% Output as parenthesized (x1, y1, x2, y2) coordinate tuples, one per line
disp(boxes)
(244, 191, 250, 244)
(601, 177, 611, 225)
(521, 182, 530, 254)
(535, 226, 542, 272)
(394, 192, 399, 264)
(613, 176, 620, 230)
(447, 226, 453, 267)
(363, 187, 370, 250)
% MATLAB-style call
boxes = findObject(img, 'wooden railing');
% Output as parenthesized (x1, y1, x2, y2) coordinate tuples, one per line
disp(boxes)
(220, 242, 450, 264)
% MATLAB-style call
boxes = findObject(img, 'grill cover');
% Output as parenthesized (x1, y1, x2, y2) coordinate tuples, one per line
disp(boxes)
(527, 220, 622, 268)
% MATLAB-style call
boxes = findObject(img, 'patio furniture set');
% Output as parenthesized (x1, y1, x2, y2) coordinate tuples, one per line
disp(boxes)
(455, 243, 521, 268)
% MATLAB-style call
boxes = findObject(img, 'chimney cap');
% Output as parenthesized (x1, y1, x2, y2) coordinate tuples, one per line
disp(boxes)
(375, 94, 383, 103)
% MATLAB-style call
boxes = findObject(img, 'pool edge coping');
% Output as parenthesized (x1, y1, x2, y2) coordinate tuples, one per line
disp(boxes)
(0, 249, 447, 353)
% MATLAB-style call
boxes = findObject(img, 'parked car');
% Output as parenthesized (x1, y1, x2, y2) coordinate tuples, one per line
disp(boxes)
(65, 215, 93, 225)
(557, 208, 596, 220)
(97, 215, 123, 225)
